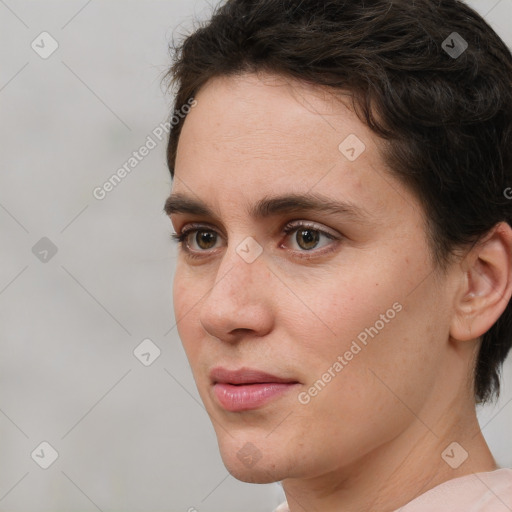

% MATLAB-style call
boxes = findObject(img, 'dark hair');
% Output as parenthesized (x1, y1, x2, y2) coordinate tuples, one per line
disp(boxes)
(164, 0, 512, 403)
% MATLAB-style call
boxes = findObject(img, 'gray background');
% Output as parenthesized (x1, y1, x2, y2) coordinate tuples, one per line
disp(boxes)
(1, 1, 511, 511)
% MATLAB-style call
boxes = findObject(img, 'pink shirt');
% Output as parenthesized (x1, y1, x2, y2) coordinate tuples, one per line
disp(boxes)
(273, 468, 512, 512)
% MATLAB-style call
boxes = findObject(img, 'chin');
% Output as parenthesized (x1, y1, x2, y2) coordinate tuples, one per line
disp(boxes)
(223, 458, 284, 484)
(216, 436, 288, 484)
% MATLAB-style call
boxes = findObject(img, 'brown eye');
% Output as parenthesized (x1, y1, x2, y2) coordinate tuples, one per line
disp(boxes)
(194, 230, 218, 250)
(295, 229, 320, 250)
(282, 221, 338, 256)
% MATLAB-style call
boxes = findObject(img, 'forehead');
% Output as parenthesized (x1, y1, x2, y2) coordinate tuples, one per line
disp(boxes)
(172, 72, 419, 227)
(178, 72, 365, 163)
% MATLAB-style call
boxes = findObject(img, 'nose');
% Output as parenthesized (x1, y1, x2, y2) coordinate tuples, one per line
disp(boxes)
(199, 243, 274, 343)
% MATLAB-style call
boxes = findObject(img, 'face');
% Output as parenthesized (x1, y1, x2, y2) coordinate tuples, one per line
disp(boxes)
(167, 73, 455, 485)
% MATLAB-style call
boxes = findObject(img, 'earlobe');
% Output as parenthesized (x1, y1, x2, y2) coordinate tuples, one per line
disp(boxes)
(450, 222, 512, 342)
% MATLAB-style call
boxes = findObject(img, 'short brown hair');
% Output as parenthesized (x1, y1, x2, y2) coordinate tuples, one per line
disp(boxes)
(164, 0, 512, 403)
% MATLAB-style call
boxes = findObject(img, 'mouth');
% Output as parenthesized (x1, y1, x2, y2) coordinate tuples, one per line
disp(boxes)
(210, 366, 300, 412)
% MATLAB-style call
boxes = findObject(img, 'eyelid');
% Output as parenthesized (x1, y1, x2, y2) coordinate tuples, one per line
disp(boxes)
(282, 219, 339, 239)
(171, 220, 341, 258)
(171, 222, 225, 249)
(280, 220, 340, 259)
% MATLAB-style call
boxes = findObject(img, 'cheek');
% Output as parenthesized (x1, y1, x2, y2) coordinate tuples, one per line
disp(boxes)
(287, 311, 437, 469)
(172, 268, 205, 357)
(285, 269, 399, 365)
(287, 250, 444, 412)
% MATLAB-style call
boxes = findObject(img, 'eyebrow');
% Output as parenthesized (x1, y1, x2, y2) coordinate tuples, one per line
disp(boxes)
(164, 192, 371, 223)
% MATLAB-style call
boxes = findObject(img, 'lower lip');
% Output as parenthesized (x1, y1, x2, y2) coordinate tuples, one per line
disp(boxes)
(213, 382, 298, 412)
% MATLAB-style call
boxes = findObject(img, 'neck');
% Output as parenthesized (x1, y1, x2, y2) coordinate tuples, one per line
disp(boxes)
(282, 400, 496, 512)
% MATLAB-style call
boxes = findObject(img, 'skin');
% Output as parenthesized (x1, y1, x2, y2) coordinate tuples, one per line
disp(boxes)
(166, 72, 512, 512)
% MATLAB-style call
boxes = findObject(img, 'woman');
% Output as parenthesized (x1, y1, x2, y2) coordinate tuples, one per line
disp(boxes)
(163, 1, 512, 510)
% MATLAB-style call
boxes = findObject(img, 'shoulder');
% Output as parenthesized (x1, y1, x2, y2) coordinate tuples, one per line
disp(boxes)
(272, 469, 512, 512)
(272, 501, 289, 512)
(399, 468, 512, 512)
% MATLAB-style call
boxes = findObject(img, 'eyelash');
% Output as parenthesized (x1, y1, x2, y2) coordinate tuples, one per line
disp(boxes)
(170, 221, 340, 260)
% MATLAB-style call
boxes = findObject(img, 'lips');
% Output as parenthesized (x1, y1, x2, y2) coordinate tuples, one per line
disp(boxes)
(210, 366, 300, 412)
(210, 367, 298, 385)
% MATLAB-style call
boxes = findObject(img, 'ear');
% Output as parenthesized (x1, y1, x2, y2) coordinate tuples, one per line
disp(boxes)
(451, 222, 512, 341)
